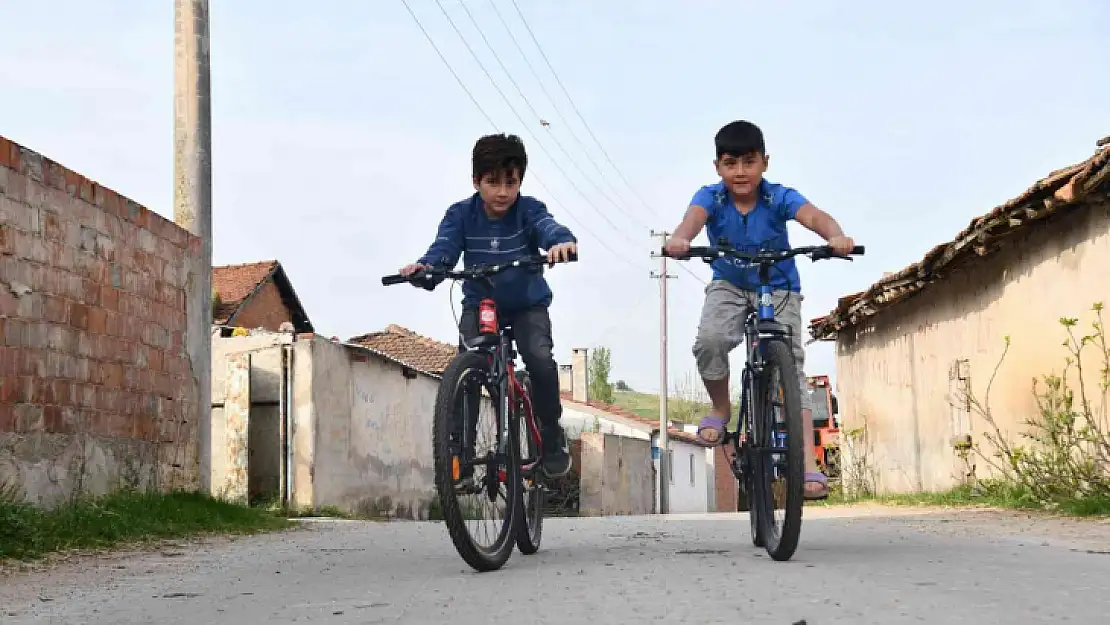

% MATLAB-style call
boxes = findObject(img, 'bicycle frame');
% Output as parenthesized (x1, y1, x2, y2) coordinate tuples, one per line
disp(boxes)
(464, 315, 543, 478)
(663, 238, 865, 470)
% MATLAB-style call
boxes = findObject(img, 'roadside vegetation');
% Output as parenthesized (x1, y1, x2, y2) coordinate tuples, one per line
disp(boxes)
(826, 302, 1110, 518)
(0, 488, 293, 562)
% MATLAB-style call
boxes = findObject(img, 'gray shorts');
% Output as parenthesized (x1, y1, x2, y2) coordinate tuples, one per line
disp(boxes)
(692, 280, 812, 412)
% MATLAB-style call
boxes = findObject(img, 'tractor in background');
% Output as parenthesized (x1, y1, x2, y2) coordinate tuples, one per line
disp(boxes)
(807, 375, 841, 480)
(733, 374, 843, 511)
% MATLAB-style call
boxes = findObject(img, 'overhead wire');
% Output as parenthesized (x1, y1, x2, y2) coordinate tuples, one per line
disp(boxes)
(508, 0, 670, 223)
(464, 1, 708, 286)
(430, 0, 643, 250)
(458, 0, 649, 230)
(399, 0, 646, 273)
(485, 0, 641, 220)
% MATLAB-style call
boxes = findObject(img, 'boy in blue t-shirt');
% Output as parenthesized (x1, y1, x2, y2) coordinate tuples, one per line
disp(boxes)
(664, 120, 855, 500)
(397, 133, 578, 479)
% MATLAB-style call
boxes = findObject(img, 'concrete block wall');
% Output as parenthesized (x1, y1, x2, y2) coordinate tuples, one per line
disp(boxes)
(578, 432, 654, 516)
(0, 135, 203, 506)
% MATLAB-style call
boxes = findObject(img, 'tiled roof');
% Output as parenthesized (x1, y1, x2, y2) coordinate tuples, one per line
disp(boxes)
(212, 260, 278, 325)
(809, 136, 1110, 341)
(559, 392, 713, 447)
(347, 325, 457, 376)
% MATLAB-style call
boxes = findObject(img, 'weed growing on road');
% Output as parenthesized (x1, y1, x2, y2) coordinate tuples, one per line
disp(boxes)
(0, 489, 293, 561)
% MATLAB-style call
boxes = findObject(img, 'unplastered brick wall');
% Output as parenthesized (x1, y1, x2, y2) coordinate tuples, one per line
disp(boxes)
(0, 136, 202, 506)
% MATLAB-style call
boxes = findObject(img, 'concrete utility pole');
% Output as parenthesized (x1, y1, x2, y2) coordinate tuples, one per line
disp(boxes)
(174, 0, 213, 493)
(650, 230, 677, 514)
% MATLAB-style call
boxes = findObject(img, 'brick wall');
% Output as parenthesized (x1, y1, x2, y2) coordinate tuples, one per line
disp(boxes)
(0, 135, 202, 506)
(714, 445, 738, 512)
(233, 279, 293, 332)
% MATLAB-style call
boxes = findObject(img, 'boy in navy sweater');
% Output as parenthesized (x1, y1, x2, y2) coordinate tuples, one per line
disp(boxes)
(398, 134, 578, 478)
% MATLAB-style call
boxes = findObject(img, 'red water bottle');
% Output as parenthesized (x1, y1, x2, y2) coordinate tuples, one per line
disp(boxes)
(478, 298, 498, 335)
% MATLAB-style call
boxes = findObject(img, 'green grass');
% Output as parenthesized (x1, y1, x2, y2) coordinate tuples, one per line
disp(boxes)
(610, 390, 709, 425)
(813, 482, 1110, 518)
(0, 489, 294, 562)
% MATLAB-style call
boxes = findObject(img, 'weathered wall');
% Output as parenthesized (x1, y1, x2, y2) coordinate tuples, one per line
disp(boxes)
(578, 432, 655, 516)
(210, 334, 289, 503)
(654, 436, 711, 514)
(306, 337, 439, 519)
(836, 201, 1110, 494)
(232, 279, 292, 332)
(0, 136, 202, 507)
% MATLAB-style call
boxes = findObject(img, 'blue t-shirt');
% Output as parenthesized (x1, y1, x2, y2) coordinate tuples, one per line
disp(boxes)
(417, 193, 577, 313)
(690, 179, 809, 293)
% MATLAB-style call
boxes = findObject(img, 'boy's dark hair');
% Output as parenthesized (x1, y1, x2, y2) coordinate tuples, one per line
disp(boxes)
(472, 133, 528, 182)
(714, 120, 765, 159)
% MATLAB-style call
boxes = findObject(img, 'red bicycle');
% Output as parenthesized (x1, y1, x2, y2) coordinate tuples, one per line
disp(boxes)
(381, 253, 575, 571)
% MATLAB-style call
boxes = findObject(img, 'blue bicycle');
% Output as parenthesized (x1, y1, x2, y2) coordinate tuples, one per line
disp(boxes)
(663, 238, 864, 561)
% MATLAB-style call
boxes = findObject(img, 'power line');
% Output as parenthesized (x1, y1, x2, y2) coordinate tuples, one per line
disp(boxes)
(509, 0, 667, 222)
(402, 1, 704, 286)
(485, 0, 640, 219)
(458, 0, 648, 230)
(456, 2, 705, 287)
(431, 0, 642, 250)
(399, 0, 645, 273)
(488, 1, 704, 288)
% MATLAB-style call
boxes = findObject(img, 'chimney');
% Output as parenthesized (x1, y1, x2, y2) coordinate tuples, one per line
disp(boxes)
(571, 347, 589, 402)
(558, 364, 572, 394)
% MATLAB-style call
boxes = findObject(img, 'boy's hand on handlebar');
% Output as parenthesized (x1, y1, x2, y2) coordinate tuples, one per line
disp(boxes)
(827, 236, 855, 256)
(399, 263, 429, 277)
(547, 242, 577, 266)
(663, 236, 691, 257)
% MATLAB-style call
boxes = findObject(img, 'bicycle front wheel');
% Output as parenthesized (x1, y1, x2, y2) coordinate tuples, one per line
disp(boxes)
(513, 371, 544, 555)
(752, 338, 805, 561)
(432, 350, 521, 572)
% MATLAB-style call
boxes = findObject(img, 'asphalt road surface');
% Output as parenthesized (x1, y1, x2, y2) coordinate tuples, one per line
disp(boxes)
(3, 505, 1109, 624)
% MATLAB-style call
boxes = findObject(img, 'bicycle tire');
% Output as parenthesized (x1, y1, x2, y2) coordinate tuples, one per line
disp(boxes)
(736, 370, 763, 547)
(432, 350, 521, 572)
(513, 371, 544, 555)
(753, 338, 805, 561)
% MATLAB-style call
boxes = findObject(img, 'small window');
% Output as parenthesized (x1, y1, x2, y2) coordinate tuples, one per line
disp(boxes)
(689, 453, 695, 486)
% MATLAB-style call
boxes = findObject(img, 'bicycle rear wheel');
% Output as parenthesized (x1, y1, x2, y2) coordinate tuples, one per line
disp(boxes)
(752, 339, 805, 561)
(432, 351, 521, 572)
(513, 371, 544, 555)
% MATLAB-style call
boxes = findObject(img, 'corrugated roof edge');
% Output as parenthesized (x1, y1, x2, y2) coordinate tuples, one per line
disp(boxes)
(809, 137, 1110, 342)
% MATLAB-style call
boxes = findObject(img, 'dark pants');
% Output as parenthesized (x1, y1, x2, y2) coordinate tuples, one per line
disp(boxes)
(458, 305, 564, 432)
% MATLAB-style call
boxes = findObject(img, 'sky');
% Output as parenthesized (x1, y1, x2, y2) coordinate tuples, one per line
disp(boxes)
(1, 0, 1107, 397)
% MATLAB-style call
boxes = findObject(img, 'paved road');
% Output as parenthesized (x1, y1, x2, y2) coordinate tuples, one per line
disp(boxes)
(3, 505, 1109, 624)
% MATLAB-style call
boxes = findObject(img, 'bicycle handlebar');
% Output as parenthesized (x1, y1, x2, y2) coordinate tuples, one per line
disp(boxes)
(661, 241, 864, 264)
(381, 252, 578, 287)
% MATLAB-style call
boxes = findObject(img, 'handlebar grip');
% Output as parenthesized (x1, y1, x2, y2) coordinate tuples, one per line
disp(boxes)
(381, 274, 410, 286)
(852, 245, 865, 255)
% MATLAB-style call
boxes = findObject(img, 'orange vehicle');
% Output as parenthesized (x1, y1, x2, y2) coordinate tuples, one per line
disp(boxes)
(807, 375, 841, 479)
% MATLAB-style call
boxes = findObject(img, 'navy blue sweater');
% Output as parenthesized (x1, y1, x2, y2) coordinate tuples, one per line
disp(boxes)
(417, 193, 577, 313)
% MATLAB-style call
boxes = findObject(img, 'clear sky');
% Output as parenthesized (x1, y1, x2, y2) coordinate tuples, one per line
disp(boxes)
(1, 0, 1107, 396)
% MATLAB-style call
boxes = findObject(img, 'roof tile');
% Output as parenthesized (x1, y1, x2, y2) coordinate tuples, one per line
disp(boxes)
(347, 325, 457, 375)
(810, 137, 1110, 340)
(212, 260, 278, 324)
